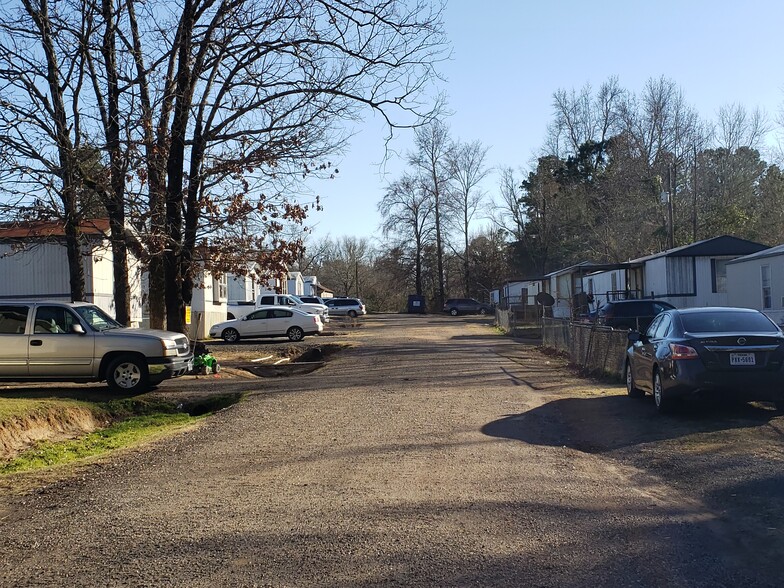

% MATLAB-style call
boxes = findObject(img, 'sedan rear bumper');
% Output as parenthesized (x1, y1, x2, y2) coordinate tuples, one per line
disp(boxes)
(663, 360, 784, 401)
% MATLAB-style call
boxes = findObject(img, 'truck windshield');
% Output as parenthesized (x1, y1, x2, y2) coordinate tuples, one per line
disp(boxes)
(73, 305, 123, 332)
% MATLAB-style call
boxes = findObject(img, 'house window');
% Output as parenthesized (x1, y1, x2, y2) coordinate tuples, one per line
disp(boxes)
(711, 259, 728, 293)
(667, 257, 695, 295)
(212, 274, 228, 304)
(761, 265, 771, 310)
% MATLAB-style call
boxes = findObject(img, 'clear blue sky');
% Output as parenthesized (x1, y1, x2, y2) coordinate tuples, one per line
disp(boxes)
(305, 0, 784, 242)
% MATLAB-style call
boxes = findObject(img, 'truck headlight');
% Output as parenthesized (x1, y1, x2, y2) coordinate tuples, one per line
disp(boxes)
(161, 339, 179, 357)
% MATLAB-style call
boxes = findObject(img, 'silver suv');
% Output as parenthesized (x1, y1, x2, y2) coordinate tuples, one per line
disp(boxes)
(324, 297, 366, 317)
(0, 300, 193, 394)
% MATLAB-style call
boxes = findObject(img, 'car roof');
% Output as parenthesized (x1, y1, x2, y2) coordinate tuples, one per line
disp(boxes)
(0, 299, 94, 307)
(674, 306, 762, 315)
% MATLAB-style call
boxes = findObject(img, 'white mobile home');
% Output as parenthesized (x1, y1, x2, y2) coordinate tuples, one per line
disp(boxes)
(726, 244, 784, 325)
(498, 278, 544, 308)
(188, 268, 228, 339)
(0, 220, 143, 325)
(628, 235, 767, 309)
(545, 262, 595, 318)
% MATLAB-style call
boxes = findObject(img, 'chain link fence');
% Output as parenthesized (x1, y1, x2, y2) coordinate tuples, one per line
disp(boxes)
(541, 318, 630, 379)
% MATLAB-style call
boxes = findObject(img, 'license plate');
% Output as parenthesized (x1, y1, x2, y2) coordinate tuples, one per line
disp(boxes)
(730, 353, 755, 366)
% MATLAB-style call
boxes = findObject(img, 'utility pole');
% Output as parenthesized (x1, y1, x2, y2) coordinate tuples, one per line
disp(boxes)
(668, 163, 675, 249)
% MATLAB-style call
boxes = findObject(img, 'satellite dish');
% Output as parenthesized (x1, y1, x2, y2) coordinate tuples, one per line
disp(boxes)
(535, 292, 555, 306)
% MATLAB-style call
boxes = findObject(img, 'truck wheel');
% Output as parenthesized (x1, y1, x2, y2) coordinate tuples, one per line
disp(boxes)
(107, 354, 149, 395)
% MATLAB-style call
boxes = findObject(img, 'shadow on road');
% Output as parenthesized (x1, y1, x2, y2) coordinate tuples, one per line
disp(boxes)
(481, 394, 778, 454)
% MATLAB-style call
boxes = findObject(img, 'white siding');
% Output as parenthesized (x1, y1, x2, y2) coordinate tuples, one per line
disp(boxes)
(727, 254, 784, 325)
(503, 280, 540, 304)
(190, 269, 227, 340)
(0, 243, 79, 300)
(643, 257, 668, 298)
(228, 274, 255, 302)
(586, 269, 626, 304)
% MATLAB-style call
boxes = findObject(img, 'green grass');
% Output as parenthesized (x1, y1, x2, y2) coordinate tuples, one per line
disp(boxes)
(0, 397, 100, 423)
(1, 413, 197, 474)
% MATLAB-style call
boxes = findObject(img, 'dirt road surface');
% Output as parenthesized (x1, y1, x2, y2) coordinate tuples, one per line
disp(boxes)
(1, 315, 783, 587)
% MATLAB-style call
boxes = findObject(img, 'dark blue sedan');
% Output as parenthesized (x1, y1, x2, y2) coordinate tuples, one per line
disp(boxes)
(625, 307, 784, 413)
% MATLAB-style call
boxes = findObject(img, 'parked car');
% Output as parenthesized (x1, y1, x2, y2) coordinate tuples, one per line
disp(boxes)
(597, 299, 675, 331)
(209, 306, 323, 342)
(625, 307, 784, 413)
(227, 294, 329, 323)
(324, 297, 366, 317)
(443, 298, 493, 316)
(0, 300, 192, 394)
(299, 295, 326, 305)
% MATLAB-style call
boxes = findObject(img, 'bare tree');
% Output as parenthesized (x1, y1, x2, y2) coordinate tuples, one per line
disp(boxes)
(716, 103, 770, 152)
(0, 0, 87, 301)
(492, 167, 526, 241)
(445, 139, 489, 295)
(378, 173, 434, 295)
(408, 119, 452, 308)
(545, 76, 624, 157)
(0, 0, 449, 333)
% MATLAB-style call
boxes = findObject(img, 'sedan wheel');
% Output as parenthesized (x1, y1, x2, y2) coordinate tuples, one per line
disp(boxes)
(479, 308, 488, 316)
(653, 370, 672, 413)
(287, 326, 304, 341)
(222, 328, 240, 343)
(625, 362, 644, 398)
(449, 308, 459, 316)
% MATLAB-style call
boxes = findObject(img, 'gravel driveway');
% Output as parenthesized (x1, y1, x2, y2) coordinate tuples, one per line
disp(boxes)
(1, 314, 782, 587)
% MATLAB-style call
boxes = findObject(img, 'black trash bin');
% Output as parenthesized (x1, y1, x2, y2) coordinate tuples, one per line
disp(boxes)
(407, 294, 426, 314)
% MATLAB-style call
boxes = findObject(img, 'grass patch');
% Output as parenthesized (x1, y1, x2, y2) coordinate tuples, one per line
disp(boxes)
(0, 397, 100, 423)
(1, 412, 196, 475)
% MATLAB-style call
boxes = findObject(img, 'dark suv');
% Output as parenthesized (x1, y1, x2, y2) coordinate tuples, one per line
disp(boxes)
(597, 299, 675, 331)
(443, 298, 493, 316)
(324, 297, 366, 317)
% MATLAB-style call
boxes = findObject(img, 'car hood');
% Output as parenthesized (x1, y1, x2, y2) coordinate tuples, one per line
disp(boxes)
(209, 319, 240, 331)
(101, 327, 187, 341)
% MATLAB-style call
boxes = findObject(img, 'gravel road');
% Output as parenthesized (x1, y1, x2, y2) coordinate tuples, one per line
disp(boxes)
(1, 314, 783, 587)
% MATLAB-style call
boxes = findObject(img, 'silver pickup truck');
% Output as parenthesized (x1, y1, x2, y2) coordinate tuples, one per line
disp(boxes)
(0, 300, 192, 394)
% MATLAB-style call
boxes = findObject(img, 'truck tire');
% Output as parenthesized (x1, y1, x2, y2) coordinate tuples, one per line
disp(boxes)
(107, 354, 150, 395)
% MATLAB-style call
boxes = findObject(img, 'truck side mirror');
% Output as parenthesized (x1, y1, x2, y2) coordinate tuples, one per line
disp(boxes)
(71, 323, 86, 335)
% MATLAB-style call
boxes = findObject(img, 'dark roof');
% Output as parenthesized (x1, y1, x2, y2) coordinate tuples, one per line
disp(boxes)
(726, 243, 784, 265)
(629, 235, 767, 263)
(0, 219, 110, 239)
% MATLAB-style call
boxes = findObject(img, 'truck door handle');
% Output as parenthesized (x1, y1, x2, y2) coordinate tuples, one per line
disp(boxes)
(30, 340, 43, 346)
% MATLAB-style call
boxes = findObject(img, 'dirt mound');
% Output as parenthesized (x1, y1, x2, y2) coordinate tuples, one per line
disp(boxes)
(0, 406, 108, 460)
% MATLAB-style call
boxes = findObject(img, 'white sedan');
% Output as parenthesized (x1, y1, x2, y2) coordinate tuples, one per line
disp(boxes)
(209, 306, 323, 343)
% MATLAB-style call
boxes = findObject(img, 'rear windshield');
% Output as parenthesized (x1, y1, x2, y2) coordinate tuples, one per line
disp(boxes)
(681, 311, 779, 333)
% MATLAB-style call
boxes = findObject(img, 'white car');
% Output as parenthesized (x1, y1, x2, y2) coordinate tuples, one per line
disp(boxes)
(209, 306, 323, 343)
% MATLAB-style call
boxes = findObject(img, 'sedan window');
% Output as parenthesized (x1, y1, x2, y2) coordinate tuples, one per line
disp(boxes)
(654, 315, 672, 338)
(646, 315, 663, 338)
(270, 309, 293, 318)
(246, 310, 270, 320)
(681, 311, 779, 333)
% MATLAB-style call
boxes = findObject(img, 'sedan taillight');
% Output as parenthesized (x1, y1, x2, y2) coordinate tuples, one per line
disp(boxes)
(669, 343, 699, 360)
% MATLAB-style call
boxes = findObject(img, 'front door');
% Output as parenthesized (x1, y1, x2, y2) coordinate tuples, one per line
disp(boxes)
(27, 305, 95, 377)
(0, 304, 31, 376)
(239, 309, 272, 337)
